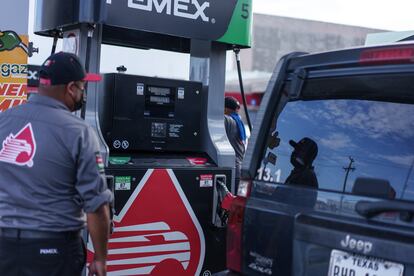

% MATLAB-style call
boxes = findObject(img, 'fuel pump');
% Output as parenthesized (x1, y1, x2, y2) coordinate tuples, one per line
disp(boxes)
(35, 0, 252, 274)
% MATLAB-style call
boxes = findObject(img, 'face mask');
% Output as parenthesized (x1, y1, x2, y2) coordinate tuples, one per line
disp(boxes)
(72, 97, 83, 111)
(70, 83, 84, 111)
(290, 151, 305, 168)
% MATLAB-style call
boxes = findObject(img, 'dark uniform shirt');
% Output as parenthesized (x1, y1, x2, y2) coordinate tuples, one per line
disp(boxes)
(0, 94, 112, 232)
(224, 115, 246, 180)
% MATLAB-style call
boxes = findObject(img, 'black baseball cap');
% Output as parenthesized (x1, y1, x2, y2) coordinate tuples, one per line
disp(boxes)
(39, 52, 101, 86)
(225, 96, 240, 111)
(289, 137, 318, 161)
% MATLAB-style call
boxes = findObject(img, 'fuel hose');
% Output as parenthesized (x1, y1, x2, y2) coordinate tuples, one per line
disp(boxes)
(233, 47, 252, 132)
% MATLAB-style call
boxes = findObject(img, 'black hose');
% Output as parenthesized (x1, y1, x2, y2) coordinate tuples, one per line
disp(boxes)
(233, 47, 252, 132)
(51, 31, 59, 55)
(81, 25, 95, 120)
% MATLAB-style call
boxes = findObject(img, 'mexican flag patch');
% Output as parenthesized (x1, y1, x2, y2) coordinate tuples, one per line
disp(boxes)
(95, 152, 105, 173)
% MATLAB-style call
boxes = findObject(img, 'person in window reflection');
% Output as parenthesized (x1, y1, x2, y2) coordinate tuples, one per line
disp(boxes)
(285, 137, 319, 188)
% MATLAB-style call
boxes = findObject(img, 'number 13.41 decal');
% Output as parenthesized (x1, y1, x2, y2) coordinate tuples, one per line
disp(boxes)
(257, 167, 281, 183)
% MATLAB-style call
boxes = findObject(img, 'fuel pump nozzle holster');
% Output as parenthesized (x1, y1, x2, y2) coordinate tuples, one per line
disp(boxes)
(215, 177, 236, 227)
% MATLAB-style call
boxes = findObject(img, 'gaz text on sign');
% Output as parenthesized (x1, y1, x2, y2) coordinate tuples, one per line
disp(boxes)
(0, 31, 29, 112)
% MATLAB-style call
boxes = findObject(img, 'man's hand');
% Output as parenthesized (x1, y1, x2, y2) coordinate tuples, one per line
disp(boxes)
(87, 204, 110, 276)
(88, 259, 107, 276)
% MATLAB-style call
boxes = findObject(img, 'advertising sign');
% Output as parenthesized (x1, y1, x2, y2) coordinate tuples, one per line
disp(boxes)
(0, 31, 29, 112)
(105, 0, 238, 41)
(35, 0, 252, 47)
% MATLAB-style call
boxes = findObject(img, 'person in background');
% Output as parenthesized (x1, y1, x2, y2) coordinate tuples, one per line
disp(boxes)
(0, 52, 112, 276)
(285, 137, 319, 188)
(224, 96, 247, 190)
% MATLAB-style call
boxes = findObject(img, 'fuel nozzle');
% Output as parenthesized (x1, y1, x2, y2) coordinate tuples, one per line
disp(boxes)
(215, 178, 236, 226)
(216, 179, 236, 211)
(0, 30, 28, 54)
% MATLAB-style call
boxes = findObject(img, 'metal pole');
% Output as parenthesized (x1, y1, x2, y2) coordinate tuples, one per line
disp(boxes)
(51, 32, 59, 55)
(342, 157, 355, 193)
(401, 158, 414, 198)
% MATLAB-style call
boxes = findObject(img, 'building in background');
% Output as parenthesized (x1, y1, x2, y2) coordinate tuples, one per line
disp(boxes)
(225, 14, 384, 123)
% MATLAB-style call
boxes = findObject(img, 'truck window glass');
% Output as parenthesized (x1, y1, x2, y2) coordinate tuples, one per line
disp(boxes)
(257, 99, 414, 201)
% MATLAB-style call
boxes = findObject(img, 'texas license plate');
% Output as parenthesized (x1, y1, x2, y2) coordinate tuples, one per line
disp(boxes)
(328, 249, 404, 276)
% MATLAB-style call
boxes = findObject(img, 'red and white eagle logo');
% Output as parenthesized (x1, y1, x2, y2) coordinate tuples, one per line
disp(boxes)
(87, 169, 206, 275)
(0, 123, 36, 167)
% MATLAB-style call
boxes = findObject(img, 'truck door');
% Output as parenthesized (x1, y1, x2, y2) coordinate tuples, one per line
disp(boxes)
(239, 47, 414, 276)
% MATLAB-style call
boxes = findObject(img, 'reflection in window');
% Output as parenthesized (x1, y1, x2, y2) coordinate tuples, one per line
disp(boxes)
(257, 100, 414, 201)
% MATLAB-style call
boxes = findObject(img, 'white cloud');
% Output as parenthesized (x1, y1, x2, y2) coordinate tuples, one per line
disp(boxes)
(320, 133, 353, 150)
(290, 99, 414, 141)
(322, 101, 414, 140)
(377, 154, 414, 167)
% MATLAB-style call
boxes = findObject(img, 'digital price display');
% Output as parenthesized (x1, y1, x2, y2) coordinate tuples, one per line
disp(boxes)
(145, 86, 175, 118)
(148, 86, 171, 105)
(150, 96, 170, 104)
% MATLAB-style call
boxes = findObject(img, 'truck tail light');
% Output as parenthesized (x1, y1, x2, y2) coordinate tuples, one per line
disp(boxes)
(360, 46, 414, 65)
(226, 180, 251, 272)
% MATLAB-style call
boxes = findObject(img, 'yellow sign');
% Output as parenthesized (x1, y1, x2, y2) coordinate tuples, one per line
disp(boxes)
(0, 30, 28, 112)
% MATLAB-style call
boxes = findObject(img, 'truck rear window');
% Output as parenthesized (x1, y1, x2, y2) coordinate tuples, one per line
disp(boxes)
(257, 99, 414, 201)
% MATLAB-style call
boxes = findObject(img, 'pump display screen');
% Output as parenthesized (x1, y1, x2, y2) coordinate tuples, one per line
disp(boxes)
(145, 86, 175, 118)
(149, 86, 172, 105)
(150, 96, 170, 104)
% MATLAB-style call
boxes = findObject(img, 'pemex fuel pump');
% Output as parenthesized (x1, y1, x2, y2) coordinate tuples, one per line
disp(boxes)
(35, 0, 252, 274)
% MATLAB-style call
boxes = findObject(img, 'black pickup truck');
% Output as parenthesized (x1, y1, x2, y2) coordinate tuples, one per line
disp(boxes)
(223, 42, 414, 276)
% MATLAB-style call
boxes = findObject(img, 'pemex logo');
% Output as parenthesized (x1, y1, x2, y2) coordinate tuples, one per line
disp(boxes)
(0, 123, 36, 167)
(87, 169, 206, 275)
